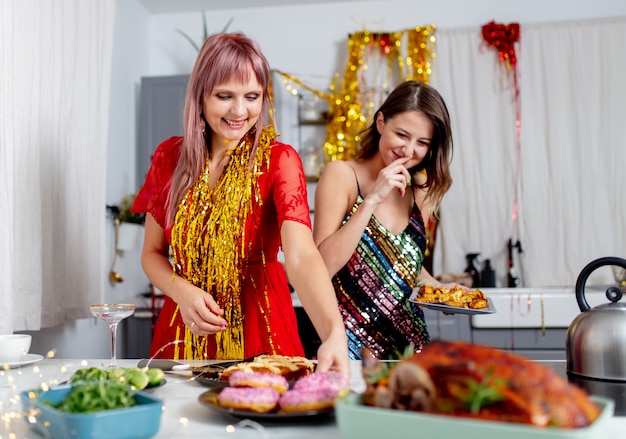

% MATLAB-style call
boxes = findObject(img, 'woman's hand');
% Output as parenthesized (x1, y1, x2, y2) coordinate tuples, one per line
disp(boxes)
(314, 329, 351, 379)
(367, 157, 413, 204)
(431, 281, 472, 292)
(141, 215, 227, 336)
(175, 285, 227, 335)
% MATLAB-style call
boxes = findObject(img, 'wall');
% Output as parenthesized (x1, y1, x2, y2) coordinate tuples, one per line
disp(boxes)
(105, 0, 151, 301)
(29, 0, 626, 359)
(144, 0, 626, 150)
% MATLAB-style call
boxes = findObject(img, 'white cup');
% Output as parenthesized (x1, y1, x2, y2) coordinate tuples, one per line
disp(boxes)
(0, 334, 32, 363)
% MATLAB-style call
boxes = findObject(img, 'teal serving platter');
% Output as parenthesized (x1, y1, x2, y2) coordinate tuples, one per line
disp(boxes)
(20, 385, 163, 439)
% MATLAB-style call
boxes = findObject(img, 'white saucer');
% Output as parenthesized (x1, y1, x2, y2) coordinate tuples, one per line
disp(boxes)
(1, 353, 44, 369)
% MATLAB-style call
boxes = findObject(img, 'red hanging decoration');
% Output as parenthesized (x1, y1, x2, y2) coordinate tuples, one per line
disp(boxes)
(481, 21, 520, 71)
(481, 21, 523, 283)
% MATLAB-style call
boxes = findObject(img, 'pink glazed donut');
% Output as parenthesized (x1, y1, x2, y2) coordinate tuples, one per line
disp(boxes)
(293, 371, 350, 397)
(217, 386, 280, 413)
(228, 371, 289, 394)
(278, 388, 338, 412)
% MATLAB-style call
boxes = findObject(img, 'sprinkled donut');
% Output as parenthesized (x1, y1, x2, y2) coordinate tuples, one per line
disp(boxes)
(293, 371, 350, 397)
(278, 388, 338, 413)
(228, 371, 289, 394)
(217, 386, 280, 413)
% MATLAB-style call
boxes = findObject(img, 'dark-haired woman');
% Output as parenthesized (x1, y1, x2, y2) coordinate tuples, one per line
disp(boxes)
(314, 81, 457, 360)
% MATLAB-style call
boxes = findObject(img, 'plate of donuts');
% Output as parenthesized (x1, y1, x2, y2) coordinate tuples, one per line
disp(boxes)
(198, 370, 350, 422)
(198, 387, 335, 421)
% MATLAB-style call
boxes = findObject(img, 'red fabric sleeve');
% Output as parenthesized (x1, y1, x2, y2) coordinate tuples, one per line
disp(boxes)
(270, 142, 312, 230)
(131, 137, 182, 229)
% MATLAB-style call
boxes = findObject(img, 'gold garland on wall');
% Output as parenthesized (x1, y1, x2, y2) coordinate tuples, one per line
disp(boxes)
(274, 25, 436, 163)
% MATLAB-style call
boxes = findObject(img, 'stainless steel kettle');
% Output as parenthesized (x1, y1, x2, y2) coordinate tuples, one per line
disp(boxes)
(566, 256, 626, 415)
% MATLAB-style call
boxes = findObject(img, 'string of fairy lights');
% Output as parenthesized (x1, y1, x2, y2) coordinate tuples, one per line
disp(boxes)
(1, 352, 271, 437)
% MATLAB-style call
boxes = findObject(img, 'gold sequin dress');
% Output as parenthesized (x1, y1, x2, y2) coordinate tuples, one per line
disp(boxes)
(133, 134, 310, 360)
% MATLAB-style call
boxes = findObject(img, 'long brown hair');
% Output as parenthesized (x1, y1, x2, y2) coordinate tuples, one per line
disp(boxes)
(358, 81, 453, 217)
(166, 32, 275, 225)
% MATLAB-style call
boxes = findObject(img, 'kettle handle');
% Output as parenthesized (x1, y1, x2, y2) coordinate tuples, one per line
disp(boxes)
(575, 256, 626, 312)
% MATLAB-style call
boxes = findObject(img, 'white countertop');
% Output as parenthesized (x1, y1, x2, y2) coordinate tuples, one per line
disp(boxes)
(2, 358, 625, 438)
(471, 286, 611, 329)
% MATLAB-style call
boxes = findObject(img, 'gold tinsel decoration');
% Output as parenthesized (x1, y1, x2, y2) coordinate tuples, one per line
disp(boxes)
(170, 126, 274, 360)
(274, 25, 436, 163)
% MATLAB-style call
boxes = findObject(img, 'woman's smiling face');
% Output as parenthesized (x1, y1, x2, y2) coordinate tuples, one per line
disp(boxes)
(376, 110, 434, 168)
(202, 75, 263, 149)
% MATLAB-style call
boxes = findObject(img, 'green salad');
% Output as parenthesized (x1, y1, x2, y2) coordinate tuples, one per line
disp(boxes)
(50, 378, 136, 413)
(46, 366, 165, 413)
(69, 366, 165, 390)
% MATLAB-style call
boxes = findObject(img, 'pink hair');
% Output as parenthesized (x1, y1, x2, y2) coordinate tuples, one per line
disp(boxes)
(166, 32, 276, 225)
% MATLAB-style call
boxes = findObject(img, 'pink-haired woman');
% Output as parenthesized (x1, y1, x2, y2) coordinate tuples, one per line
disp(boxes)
(132, 32, 348, 377)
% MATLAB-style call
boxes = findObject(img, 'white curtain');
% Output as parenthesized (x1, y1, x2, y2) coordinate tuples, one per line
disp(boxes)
(0, 0, 115, 333)
(431, 17, 626, 287)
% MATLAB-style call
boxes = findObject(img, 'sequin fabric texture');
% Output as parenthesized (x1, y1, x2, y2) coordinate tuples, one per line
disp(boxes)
(332, 195, 430, 359)
(132, 133, 309, 360)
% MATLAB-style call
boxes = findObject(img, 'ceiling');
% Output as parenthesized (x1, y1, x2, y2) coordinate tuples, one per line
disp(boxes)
(139, 0, 363, 14)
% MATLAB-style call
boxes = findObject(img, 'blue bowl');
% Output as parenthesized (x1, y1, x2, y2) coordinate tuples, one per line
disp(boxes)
(20, 385, 163, 439)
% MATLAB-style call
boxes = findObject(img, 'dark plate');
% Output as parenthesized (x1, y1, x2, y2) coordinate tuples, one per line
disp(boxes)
(198, 388, 334, 422)
(410, 297, 497, 315)
(191, 363, 233, 388)
(145, 378, 167, 390)
(194, 375, 230, 388)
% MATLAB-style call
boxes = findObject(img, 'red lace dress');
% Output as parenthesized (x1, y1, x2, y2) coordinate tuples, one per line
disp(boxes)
(132, 136, 310, 359)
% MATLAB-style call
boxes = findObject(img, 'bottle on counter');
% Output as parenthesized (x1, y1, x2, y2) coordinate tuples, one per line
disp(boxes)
(464, 253, 481, 288)
(480, 259, 496, 287)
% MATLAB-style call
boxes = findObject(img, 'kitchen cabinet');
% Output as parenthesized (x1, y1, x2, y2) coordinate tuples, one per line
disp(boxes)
(423, 309, 472, 343)
(425, 309, 567, 360)
(466, 287, 613, 360)
(138, 74, 189, 185)
(470, 327, 568, 360)
(121, 307, 154, 359)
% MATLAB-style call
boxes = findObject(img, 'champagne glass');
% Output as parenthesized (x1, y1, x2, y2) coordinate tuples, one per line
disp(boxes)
(90, 303, 136, 367)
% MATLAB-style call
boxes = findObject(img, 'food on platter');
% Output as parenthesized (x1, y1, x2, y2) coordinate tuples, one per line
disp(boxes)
(199, 388, 335, 421)
(278, 370, 351, 412)
(217, 386, 280, 413)
(190, 363, 231, 381)
(214, 370, 350, 414)
(362, 340, 601, 428)
(219, 354, 315, 381)
(22, 385, 163, 438)
(49, 381, 137, 413)
(47, 380, 138, 413)
(279, 387, 339, 412)
(293, 370, 350, 397)
(413, 284, 488, 309)
(228, 371, 289, 394)
(69, 366, 165, 390)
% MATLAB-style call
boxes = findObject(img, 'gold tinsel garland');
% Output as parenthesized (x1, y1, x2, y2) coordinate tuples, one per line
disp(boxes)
(274, 25, 436, 163)
(170, 127, 274, 360)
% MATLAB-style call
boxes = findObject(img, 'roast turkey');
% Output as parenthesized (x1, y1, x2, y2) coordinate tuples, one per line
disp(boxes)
(362, 340, 601, 428)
